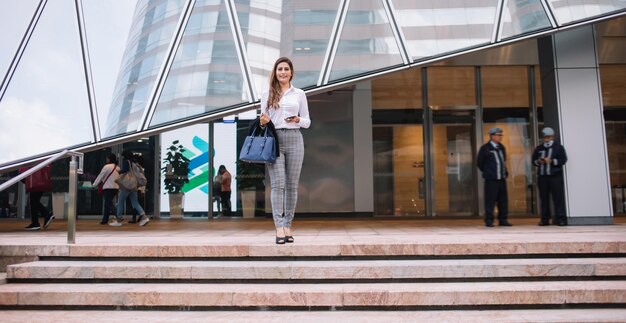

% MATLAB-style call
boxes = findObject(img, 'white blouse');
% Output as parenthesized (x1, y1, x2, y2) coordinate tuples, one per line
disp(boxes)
(260, 85, 311, 129)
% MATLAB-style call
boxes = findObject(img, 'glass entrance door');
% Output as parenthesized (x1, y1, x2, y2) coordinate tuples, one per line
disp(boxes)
(431, 110, 477, 215)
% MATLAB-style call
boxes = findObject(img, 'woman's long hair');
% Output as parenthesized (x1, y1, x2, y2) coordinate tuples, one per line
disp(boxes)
(267, 57, 293, 110)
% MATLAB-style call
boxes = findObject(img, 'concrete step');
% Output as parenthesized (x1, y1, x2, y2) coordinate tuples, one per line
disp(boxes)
(7, 258, 626, 281)
(0, 281, 624, 308)
(2, 309, 626, 323)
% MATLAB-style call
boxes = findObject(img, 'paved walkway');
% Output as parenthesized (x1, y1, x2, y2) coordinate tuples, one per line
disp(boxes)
(0, 216, 624, 247)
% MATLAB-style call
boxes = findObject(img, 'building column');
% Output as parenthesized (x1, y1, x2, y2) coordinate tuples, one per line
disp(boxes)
(538, 25, 612, 225)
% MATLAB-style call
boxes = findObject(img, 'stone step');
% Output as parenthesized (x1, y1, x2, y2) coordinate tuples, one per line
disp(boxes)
(7, 258, 626, 281)
(2, 309, 626, 323)
(1, 239, 623, 258)
(0, 281, 624, 308)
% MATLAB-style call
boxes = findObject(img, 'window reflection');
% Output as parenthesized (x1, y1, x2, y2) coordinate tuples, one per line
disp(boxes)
(150, 0, 246, 127)
(236, 0, 339, 91)
(105, 0, 186, 136)
(82, 0, 138, 137)
(548, 0, 626, 25)
(393, 0, 498, 61)
(500, 0, 551, 39)
(329, 0, 403, 81)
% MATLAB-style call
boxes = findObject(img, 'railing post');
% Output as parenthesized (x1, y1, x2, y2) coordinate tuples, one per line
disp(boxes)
(67, 155, 78, 244)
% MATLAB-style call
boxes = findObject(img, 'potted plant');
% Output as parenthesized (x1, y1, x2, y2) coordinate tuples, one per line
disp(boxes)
(236, 161, 264, 218)
(161, 140, 190, 218)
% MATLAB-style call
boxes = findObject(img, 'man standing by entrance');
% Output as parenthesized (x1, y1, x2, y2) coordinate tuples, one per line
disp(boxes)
(477, 127, 513, 227)
(533, 127, 568, 226)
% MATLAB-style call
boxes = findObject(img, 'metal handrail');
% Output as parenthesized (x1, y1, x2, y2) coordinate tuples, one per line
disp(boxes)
(0, 149, 84, 244)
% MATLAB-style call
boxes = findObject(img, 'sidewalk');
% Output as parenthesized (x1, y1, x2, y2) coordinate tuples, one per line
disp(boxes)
(0, 216, 624, 249)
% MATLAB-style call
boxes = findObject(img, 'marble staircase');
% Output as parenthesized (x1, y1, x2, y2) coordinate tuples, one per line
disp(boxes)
(1, 242, 625, 311)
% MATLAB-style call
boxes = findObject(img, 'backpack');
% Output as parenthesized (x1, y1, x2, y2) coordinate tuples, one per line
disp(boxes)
(132, 162, 148, 187)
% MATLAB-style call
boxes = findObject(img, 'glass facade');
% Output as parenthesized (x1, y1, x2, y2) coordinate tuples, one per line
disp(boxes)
(1, 0, 624, 165)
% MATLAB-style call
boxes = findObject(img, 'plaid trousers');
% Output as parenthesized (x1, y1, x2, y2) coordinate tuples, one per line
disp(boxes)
(267, 129, 304, 228)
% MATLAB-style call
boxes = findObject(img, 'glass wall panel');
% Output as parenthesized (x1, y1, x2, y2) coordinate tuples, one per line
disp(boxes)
(150, 0, 248, 127)
(0, 0, 92, 164)
(329, 0, 403, 82)
(235, 0, 339, 92)
(289, 90, 355, 213)
(601, 65, 626, 214)
(82, 0, 139, 137)
(392, 0, 498, 61)
(160, 123, 223, 218)
(427, 67, 476, 107)
(104, 0, 186, 137)
(548, 0, 626, 25)
(481, 66, 533, 215)
(0, 0, 38, 78)
(500, 0, 552, 39)
(432, 110, 475, 215)
(372, 69, 424, 216)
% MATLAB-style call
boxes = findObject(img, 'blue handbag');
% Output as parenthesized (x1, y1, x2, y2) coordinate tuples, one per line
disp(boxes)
(239, 126, 277, 164)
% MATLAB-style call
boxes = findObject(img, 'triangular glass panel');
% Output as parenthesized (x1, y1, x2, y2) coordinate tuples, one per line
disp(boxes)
(329, 0, 404, 82)
(81, 0, 139, 139)
(0, 0, 92, 164)
(392, 0, 499, 62)
(547, 0, 626, 25)
(500, 0, 552, 40)
(234, 0, 340, 95)
(103, 0, 187, 136)
(0, 0, 39, 80)
(150, 0, 248, 128)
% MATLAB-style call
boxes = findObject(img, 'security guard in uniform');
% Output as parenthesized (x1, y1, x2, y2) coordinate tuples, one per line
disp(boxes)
(533, 127, 568, 226)
(477, 127, 513, 227)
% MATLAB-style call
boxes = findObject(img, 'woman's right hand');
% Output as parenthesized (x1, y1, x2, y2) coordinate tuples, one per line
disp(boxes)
(260, 112, 270, 126)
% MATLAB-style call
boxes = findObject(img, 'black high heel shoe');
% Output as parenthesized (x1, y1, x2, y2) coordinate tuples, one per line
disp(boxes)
(285, 235, 294, 243)
(276, 236, 286, 244)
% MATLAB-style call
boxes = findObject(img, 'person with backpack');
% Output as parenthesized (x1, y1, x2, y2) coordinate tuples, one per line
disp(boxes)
(113, 151, 149, 227)
(20, 165, 54, 230)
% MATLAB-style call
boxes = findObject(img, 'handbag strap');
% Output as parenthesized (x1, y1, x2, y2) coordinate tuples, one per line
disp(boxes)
(102, 165, 115, 185)
(250, 107, 274, 137)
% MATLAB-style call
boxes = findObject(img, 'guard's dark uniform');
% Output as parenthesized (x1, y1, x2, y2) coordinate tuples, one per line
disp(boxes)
(477, 141, 509, 226)
(532, 142, 568, 225)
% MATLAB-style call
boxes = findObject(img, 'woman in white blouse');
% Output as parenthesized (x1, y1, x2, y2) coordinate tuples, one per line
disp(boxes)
(92, 153, 120, 225)
(259, 57, 311, 244)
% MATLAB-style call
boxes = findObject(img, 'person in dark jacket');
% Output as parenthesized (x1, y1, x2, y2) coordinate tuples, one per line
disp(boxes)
(477, 127, 513, 227)
(533, 127, 568, 226)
